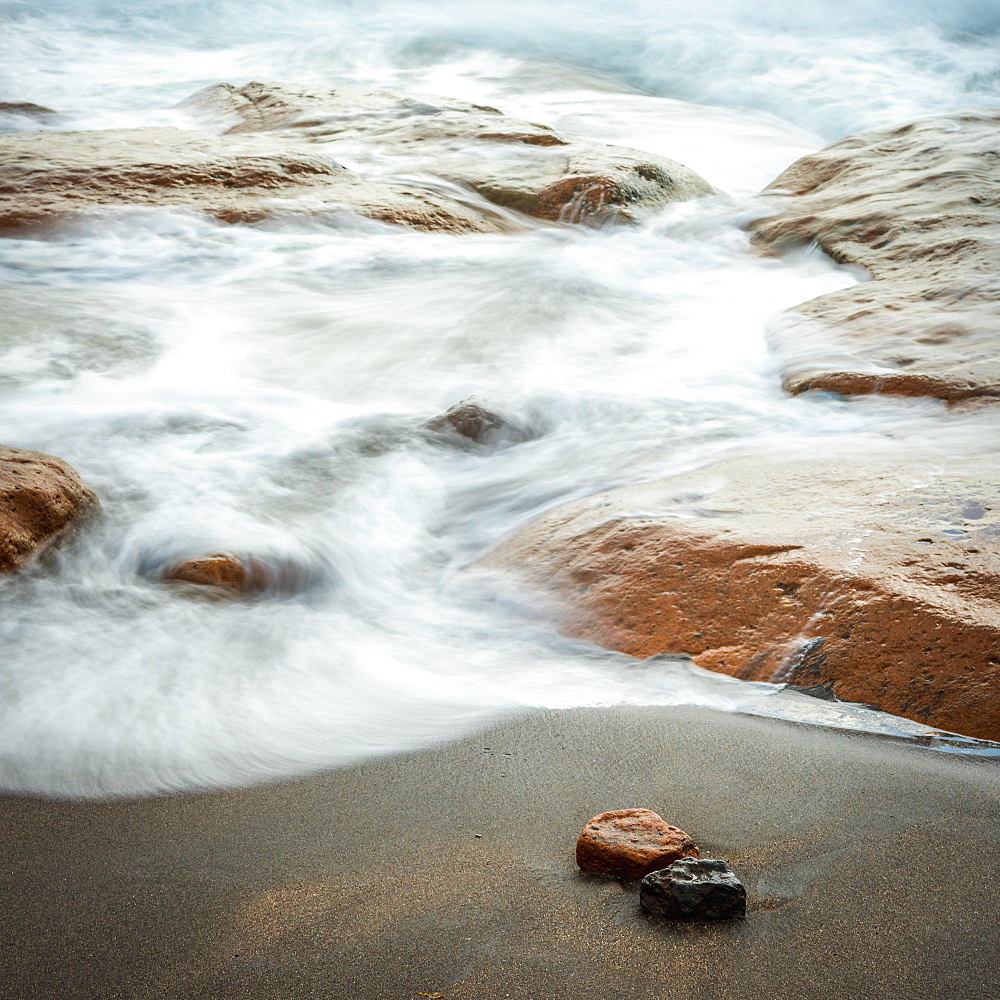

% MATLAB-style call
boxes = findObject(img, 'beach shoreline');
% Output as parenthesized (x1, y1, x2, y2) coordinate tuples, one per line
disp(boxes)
(2, 704, 996, 999)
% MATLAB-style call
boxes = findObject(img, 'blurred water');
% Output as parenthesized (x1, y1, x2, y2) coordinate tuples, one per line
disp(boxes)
(0, 0, 997, 796)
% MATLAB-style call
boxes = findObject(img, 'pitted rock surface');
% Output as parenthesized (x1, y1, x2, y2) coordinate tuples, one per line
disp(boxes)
(0, 445, 97, 574)
(576, 809, 699, 878)
(640, 858, 746, 920)
(751, 109, 1000, 403)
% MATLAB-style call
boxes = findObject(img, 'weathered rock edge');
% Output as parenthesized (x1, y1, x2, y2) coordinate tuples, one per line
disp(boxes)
(0, 445, 98, 573)
(750, 108, 1000, 403)
(483, 448, 1000, 740)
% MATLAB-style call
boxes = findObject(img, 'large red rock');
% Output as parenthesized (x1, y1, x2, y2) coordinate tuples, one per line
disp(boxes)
(751, 109, 1000, 403)
(484, 445, 1000, 741)
(0, 445, 97, 573)
(576, 808, 699, 878)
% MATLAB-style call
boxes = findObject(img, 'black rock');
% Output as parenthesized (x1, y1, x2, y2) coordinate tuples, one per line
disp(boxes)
(639, 858, 746, 920)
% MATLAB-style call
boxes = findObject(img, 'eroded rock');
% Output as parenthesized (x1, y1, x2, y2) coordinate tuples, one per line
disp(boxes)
(640, 858, 746, 920)
(576, 808, 699, 878)
(0, 445, 97, 573)
(751, 109, 1000, 402)
(0, 128, 509, 235)
(484, 446, 1000, 740)
(424, 398, 529, 448)
(181, 81, 717, 225)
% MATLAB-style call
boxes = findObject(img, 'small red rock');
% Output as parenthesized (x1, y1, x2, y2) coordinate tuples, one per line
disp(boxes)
(576, 808, 699, 878)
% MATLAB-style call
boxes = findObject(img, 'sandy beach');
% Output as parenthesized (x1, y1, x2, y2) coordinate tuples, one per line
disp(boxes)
(2, 705, 997, 1000)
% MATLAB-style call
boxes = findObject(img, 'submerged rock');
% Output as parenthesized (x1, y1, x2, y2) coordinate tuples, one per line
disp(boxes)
(182, 81, 717, 226)
(483, 446, 1000, 741)
(0, 128, 507, 235)
(640, 858, 746, 920)
(0, 445, 97, 574)
(576, 808, 699, 879)
(163, 554, 250, 592)
(751, 109, 1000, 403)
(423, 398, 529, 448)
(161, 552, 315, 595)
(0, 101, 60, 122)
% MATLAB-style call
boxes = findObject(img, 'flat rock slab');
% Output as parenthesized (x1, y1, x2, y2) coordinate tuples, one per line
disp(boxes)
(182, 81, 716, 226)
(751, 108, 1000, 403)
(640, 858, 747, 920)
(0, 128, 508, 235)
(0, 445, 97, 573)
(576, 808, 699, 878)
(484, 445, 1000, 740)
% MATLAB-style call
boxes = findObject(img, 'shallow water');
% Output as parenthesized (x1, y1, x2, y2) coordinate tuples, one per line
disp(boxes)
(1, 0, 998, 796)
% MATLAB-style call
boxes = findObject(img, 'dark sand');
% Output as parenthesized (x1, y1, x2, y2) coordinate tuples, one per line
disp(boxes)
(1, 706, 998, 1000)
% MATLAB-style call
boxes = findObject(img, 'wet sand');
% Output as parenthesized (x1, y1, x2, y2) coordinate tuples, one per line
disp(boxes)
(1, 705, 997, 1000)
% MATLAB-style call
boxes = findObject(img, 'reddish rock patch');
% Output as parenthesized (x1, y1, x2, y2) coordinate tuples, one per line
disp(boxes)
(576, 808, 699, 879)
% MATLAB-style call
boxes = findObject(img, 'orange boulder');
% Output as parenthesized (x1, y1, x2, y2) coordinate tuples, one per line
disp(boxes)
(576, 808, 699, 879)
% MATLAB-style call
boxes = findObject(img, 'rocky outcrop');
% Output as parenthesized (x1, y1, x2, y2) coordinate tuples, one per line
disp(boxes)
(751, 109, 1000, 402)
(0, 128, 509, 235)
(640, 858, 746, 920)
(181, 81, 716, 225)
(0, 445, 97, 573)
(576, 809, 699, 878)
(0, 82, 713, 236)
(485, 447, 1000, 740)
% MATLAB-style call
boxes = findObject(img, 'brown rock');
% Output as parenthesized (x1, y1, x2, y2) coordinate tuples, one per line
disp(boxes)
(750, 109, 1000, 403)
(576, 808, 699, 878)
(0, 128, 510, 236)
(483, 446, 1000, 741)
(0, 445, 97, 574)
(423, 398, 529, 448)
(181, 81, 717, 226)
